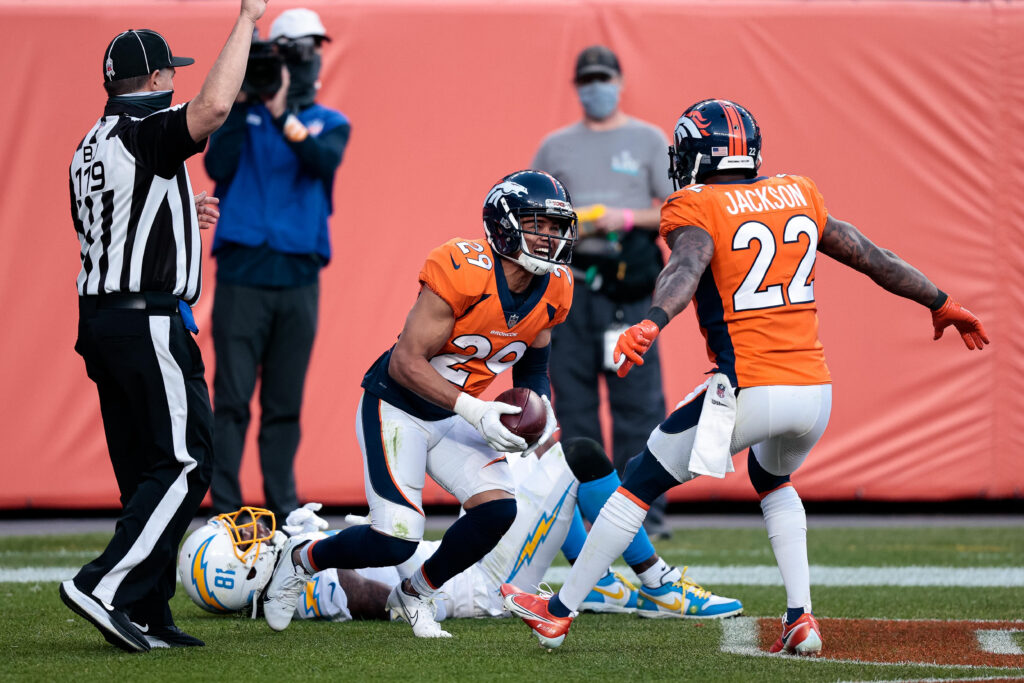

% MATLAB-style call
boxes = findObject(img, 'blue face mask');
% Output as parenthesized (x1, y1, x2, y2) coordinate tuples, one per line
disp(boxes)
(577, 82, 620, 120)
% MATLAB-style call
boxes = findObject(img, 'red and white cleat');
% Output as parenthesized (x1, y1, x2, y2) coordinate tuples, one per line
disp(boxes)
(500, 583, 575, 650)
(769, 612, 823, 656)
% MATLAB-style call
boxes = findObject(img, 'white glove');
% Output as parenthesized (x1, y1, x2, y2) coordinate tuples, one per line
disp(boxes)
(281, 502, 329, 536)
(522, 395, 558, 457)
(454, 393, 528, 452)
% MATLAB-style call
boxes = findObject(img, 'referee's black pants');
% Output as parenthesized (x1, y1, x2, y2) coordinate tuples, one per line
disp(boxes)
(73, 294, 213, 628)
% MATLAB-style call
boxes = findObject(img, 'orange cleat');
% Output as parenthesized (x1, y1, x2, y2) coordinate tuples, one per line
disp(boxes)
(769, 612, 823, 656)
(500, 583, 575, 650)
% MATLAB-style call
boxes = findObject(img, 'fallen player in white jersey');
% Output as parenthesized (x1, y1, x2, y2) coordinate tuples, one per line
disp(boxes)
(178, 439, 742, 624)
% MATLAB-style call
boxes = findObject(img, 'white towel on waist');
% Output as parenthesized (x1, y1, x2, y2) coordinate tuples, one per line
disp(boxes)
(688, 373, 737, 479)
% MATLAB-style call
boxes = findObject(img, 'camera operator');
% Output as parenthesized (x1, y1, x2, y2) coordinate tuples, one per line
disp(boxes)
(204, 8, 350, 521)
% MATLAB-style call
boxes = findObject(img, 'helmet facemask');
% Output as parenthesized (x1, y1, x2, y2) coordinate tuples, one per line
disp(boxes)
(513, 209, 577, 275)
(215, 506, 277, 563)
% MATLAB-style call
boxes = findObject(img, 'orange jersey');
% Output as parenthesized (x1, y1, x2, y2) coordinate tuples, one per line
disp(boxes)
(362, 238, 573, 420)
(660, 174, 832, 388)
(420, 238, 573, 397)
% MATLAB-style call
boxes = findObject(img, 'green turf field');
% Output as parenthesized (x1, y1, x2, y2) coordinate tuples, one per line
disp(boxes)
(2, 525, 1022, 681)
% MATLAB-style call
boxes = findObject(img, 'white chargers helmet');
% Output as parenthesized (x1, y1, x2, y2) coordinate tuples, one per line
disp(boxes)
(178, 507, 281, 613)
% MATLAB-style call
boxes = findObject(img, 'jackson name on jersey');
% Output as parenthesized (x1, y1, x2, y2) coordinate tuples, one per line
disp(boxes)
(660, 174, 832, 388)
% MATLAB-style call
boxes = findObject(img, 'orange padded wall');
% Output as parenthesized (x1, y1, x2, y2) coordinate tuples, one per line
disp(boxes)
(1, 0, 1020, 507)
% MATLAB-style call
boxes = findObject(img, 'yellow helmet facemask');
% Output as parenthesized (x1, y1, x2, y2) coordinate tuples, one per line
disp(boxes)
(213, 506, 277, 563)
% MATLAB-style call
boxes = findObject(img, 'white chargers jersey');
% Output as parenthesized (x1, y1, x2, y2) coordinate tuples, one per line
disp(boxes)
(294, 444, 579, 621)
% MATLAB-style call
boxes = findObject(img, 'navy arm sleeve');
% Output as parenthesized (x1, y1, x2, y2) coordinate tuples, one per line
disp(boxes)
(272, 116, 350, 181)
(203, 103, 250, 188)
(512, 344, 551, 398)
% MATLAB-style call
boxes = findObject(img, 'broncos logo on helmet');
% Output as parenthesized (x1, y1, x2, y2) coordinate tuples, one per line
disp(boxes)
(686, 110, 712, 137)
(668, 99, 762, 189)
(485, 181, 529, 208)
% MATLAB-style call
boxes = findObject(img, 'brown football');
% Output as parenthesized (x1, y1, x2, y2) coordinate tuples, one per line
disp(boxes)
(495, 387, 547, 445)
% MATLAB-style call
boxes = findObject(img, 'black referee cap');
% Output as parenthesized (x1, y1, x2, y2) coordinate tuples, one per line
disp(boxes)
(103, 29, 194, 82)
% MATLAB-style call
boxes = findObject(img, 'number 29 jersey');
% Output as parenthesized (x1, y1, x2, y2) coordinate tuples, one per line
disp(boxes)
(660, 174, 832, 388)
(361, 238, 573, 420)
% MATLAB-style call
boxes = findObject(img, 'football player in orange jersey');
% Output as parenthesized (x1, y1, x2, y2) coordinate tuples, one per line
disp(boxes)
(262, 170, 578, 637)
(504, 99, 989, 653)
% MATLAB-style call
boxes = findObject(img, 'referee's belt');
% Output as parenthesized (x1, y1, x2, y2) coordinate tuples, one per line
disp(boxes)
(79, 292, 181, 312)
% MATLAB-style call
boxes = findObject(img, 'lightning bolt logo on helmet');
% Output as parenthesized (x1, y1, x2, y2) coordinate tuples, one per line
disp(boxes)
(178, 507, 282, 614)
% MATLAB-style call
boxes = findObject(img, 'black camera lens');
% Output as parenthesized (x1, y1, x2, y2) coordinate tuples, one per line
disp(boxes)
(243, 40, 284, 97)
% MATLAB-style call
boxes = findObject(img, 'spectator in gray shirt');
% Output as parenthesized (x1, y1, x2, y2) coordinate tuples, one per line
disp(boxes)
(532, 45, 673, 537)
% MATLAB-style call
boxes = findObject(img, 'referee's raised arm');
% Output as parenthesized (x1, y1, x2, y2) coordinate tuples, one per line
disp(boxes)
(187, 0, 269, 142)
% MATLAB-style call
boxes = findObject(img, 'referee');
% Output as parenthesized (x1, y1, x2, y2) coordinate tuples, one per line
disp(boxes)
(61, 0, 268, 652)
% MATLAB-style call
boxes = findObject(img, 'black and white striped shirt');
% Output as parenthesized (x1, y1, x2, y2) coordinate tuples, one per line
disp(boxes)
(69, 100, 206, 304)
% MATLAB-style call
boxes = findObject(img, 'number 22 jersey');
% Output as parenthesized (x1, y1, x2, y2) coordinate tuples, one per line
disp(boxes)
(660, 174, 832, 388)
(362, 238, 573, 420)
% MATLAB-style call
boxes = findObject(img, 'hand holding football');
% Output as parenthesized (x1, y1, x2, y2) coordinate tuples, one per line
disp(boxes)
(495, 387, 547, 445)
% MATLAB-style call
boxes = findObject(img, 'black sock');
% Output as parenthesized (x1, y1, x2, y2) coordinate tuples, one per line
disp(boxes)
(420, 498, 517, 588)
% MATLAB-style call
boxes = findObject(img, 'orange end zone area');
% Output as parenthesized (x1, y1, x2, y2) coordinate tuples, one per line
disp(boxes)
(756, 618, 1024, 668)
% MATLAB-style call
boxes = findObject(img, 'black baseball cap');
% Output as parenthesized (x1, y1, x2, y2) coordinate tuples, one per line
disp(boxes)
(102, 29, 194, 82)
(574, 45, 621, 82)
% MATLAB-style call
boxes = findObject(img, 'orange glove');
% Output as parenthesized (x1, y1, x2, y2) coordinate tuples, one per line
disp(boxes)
(614, 320, 662, 377)
(932, 297, 989, 350)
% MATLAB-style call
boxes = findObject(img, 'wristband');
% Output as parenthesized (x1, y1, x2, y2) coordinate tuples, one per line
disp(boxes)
(622, 208, 635, 232)
(283, 114, 309, 143)
(645, 306, 670, 331)
(929, 289, 949, 311)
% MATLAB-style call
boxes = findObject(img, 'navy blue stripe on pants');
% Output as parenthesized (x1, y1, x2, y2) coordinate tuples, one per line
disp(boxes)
(361, 393, 421, 514)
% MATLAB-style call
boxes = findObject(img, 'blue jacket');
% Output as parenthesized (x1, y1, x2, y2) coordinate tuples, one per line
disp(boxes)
(210, 103, 349, 264)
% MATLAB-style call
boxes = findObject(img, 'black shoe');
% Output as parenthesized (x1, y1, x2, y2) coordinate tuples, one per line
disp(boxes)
(138, 624, 205, 648)
(59, 580, 150, 653)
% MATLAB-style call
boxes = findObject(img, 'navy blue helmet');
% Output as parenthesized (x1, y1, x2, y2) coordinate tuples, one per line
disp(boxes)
(482, 170, 577, 275)
(668, 99, 762, 189)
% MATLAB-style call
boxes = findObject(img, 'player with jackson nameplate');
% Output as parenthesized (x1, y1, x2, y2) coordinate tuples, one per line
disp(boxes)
(503, 99, 989, 654)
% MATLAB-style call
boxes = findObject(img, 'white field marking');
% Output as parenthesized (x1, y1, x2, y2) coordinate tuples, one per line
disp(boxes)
(541, 564, 1024, 587)
(0, 568, 76, 582)
(976, 629, 1024, 655)
(5, 564, 1024, 588)
(720, 615, 761, 655)
(721, 617, 1024, 671)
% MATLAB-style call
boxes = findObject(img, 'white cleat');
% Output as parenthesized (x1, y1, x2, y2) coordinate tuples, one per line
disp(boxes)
(263, 537, 313, 631)
(386, 584, 452, 638)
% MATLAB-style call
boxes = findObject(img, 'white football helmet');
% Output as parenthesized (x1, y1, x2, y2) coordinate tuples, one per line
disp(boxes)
(178, 507, 281, 613)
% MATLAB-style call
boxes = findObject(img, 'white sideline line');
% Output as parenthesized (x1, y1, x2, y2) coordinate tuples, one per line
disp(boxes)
(976, 629, 1024, 655)
(4, 564, 1024, 586)
(1, 568, 75, 583)
(542, 564, 1024, 587)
